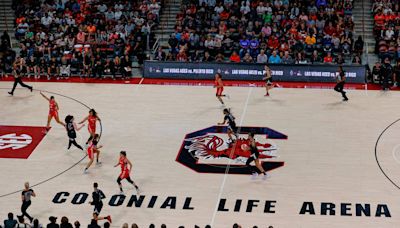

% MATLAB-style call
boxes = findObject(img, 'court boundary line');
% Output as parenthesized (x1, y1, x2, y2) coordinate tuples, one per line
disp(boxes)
(210, 87, 253, 226)
(0, 87, 101, 198)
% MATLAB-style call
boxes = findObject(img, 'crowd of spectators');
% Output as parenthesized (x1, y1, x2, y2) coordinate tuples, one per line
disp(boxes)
(372, 0, 400, 61)
(6, 0, 162, 79)
(1, 212, 273, 228)
(158, 0, 362, 65)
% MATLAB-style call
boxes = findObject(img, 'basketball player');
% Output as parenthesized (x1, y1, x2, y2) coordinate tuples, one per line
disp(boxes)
(8, 57, 33, 96)
(244, 132, 268, 180)
(262, 65, 273, 96)
(89, 183, 112, 223)
(214, 73, 228, 105)
(334, 66, 349, 101)
(79, 109, 101, 145)
(218, 108, 238, 145)
(65, 115, 84, 150)
(17, 182, 36, 223)
(114, 151, 140, 195)
(40, 92, 65, 133)
(84, 134, 102, 173)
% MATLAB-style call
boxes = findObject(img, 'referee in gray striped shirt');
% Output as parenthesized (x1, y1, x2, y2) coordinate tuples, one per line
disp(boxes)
(18, 182, 36, 223)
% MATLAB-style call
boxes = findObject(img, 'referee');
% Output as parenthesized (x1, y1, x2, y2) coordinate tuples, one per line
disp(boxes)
(333, 66, 349, 101)
(18, 182, 35, 223)
(8, 57, 33, 96)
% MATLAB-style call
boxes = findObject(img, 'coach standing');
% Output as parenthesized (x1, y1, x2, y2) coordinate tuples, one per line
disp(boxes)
(8, 56, 33, 96)
(18, 182, 36, 223)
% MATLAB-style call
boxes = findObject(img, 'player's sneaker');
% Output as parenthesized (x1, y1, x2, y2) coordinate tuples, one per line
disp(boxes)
(251, 172, 258, 180)
(119, 191, 125, 195)
(135, 187, 141, 195)
(83, 169, 88, 174)
(262, 173, 269, 180)
(106, 215, 112, 223)
(225, 94, 230, 99)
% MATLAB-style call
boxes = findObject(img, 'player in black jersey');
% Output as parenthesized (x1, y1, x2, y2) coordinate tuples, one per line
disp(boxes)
(244, 132, 268, 180)
(65, 115, 84, 150)
(89, 183, 112, 223)
(334, 66, 349, 101)
(218, 108, 238, 145)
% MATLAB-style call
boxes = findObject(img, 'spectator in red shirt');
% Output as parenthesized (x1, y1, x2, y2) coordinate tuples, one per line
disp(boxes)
(176, 50, 188, 62)
(267, 35, 279, 50)
(229, 51, 240, 62)
(323, 52, 333, 63)
(324, 22, 336, 36)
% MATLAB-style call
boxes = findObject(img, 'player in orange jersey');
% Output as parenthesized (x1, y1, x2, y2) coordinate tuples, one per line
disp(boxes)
(114, 151, 140, 195)
(40, 92, 65, 133)
(84, 134, 102, 174)
(214, 73, 229, 105)
(79, 109, 101, 145)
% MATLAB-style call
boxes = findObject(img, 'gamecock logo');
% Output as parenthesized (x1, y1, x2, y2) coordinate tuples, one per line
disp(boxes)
(176, 126, 287, 174)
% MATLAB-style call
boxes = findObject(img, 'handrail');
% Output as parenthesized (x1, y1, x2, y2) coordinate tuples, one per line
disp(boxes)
(361, 0, 369, 66)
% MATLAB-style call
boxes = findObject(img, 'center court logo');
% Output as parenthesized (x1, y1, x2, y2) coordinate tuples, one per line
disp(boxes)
(0, 133, 32, 150)
(176, 126, 287, 174)
(0, 125, 48, 159)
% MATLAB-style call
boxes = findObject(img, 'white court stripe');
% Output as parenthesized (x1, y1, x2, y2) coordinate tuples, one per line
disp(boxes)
(210, 87, 253, 226)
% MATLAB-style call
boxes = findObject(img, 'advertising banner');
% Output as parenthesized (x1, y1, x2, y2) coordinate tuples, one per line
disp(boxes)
(144, 61, 366, 83)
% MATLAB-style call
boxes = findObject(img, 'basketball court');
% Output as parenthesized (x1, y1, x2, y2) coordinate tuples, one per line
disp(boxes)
(1, 81, 400, 227)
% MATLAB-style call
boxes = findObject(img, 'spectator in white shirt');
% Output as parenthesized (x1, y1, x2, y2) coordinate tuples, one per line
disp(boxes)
(257, 49, 268, 63)
(41, 13, 52, 27)
(114, 9, 123, 20)
(105, 9, 115, 21)
(214, 3, 224, 14)
(97, 3, 107, 13)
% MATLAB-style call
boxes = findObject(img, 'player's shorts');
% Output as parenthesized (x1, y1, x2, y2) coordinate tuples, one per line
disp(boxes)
(88, 148, 97, 160)
(119, 170, 130, 179)
(251, 151, 260, 159)
(88, 125, 96, 134)
(216, 87, 224, 96)
(94, 203, 103, 214)
(266, 79, 273, 86)
(49, 111, 59, 119)
(228, 125, 238, 133)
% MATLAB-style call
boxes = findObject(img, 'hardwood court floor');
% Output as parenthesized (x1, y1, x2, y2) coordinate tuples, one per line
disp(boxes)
(0, 81, 400, 228)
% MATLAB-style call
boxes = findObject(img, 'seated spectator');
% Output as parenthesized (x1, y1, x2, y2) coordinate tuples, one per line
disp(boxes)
(335, 54, 345, 64)
(4, 213, 17, 228)
(16, 216, 30, 228)
(323, 52, 333, 63)
(121, 55, 132, 79)
(60, 217, 72, 228)
(295, 52, 308, 64)
(282, 51, 294, 64)
(104, 59, 116, 79)
(242, 52, 253, 63)
(352, 55, 362, 65)
(47, 217, 59, 228)
(268, 50, 281, 64)
(229, 51, 241, 63)
(203, 51, 214, 62)
(310, 50, 322, 63)
(154, 48, 166, 61)
(256, 49, 268, 63)
(32, 219, 42, 228)
(87, 220, 99, 228)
